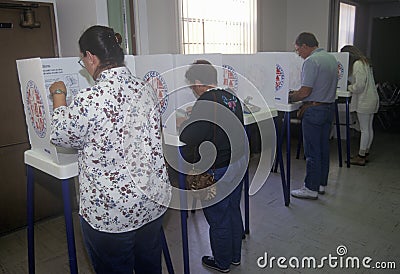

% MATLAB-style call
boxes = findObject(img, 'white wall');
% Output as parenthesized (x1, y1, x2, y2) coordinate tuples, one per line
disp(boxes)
(132, 0, 180, 55)
(146, 0, 179, 54)
(286, 0, 331, 50)
(55, 0, 108, 57)
(258, 0, 287, 52)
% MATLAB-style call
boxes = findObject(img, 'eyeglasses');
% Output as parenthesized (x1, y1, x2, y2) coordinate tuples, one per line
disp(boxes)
(78, 58, 85, 68)
(294, 44, 304, 54)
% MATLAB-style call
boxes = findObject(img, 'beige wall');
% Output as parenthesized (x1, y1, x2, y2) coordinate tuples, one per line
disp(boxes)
(54, 0, 108, 57)
(286, 0, 331, 50)
(19, 1, 333, 55)
(258, 0, 287, 52)
(146, 0, 180, 54)
(140, 0, 332, 54)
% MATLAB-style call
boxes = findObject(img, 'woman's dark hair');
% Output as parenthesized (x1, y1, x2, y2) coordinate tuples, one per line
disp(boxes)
(295, 32, 319, 47)
(79, 25, 124, 71)
(185, 60, 218, 86)
(340, 45, 371, 75)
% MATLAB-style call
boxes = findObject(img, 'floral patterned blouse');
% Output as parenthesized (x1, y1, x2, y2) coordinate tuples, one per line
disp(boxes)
(51, 67, 171, 233)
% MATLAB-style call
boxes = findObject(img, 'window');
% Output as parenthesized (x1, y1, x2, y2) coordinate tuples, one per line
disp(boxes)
(179, 0, 256, 54)
(338, 2, 356, 51)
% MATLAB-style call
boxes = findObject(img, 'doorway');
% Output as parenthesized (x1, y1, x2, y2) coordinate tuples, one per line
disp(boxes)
(0, 1, 71, 234)
(371, 16, 400, 86)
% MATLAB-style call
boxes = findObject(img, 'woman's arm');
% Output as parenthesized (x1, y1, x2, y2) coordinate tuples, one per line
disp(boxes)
(49, 82, 89, 149)
(49, 81, 67, 109)
(348, 61, 367, 94)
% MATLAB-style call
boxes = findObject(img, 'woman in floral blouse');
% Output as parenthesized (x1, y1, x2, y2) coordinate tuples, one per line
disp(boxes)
(49, 25, 170, 274)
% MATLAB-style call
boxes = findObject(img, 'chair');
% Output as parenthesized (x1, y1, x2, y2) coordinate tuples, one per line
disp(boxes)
(376, 82, 400, 130)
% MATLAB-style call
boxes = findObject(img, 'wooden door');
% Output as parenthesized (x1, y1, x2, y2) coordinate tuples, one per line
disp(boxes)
(371, 16, 400, 86)
(0, 1, 75, 234)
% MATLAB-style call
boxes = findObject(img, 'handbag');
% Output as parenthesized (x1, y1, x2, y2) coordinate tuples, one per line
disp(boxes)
(186, 168, 216, 200)
(185, 92, 218, 201)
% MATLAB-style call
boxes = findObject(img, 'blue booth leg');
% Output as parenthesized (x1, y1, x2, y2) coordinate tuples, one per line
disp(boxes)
(27, 165, 35, 274)
(345, 98, 351, 168)
(161, 228, 175, 274)
(273, 117, 289, 206)
(244, 171, 249, 234)
(285, 112, 291, 203)
(334, 101, 343, 167)
(273, 113, 286, 173)
(178, 155, 190, 274)
(61, 179, 78, 274)
(244, 125, 250, 234)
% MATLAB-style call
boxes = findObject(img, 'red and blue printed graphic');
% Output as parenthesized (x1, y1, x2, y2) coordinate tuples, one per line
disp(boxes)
(143, 71, 169, 114)
(337, 61, 344, 81)
(223, 64, 239, 93)
(26, 80, 47, 138)
(275, 64, 285, 91)
(222, 95, 238, 112)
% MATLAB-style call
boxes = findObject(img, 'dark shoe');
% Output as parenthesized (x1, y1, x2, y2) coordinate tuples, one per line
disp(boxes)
(231, 261, 241, 266)
(350, 154, 369, 163)
(202, 256, 230, 273)
(350, 155, 366, 166)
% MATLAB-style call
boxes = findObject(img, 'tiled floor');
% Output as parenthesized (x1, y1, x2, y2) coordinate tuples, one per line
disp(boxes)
(1, 126, 399, 274)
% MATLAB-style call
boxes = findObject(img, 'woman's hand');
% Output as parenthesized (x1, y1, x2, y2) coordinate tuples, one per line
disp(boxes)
(49, 81, 67, 109)
(185, 106, 193, 116)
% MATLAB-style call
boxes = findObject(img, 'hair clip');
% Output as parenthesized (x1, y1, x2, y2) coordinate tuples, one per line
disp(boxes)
(115, 33, 122, 45)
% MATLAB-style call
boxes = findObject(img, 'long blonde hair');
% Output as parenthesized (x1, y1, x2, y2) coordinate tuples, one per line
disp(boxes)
(340, 45, 371, 76)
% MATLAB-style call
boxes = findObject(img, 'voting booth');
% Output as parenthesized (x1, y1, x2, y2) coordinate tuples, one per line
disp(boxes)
(331, 52, 349, 92)
(331, 52, 350, 140)
(133, 54, 177, 134)
(17, 57, 87, 274)
(16, 55, 179, 159)
(16, 57, 87, 164)
(16, 51, 349, 194)
(172, 53, 223, 118)
(223, 52, 303, 105)
(17, 52, 349, 153)
(16, 55, 176, 274)
(222, 53, 274, 111)
(16, 52, 348, 274)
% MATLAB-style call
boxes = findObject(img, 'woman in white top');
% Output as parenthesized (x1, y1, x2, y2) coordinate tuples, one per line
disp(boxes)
(49, 25, 170, 274)
(341, 45, 379, 166)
